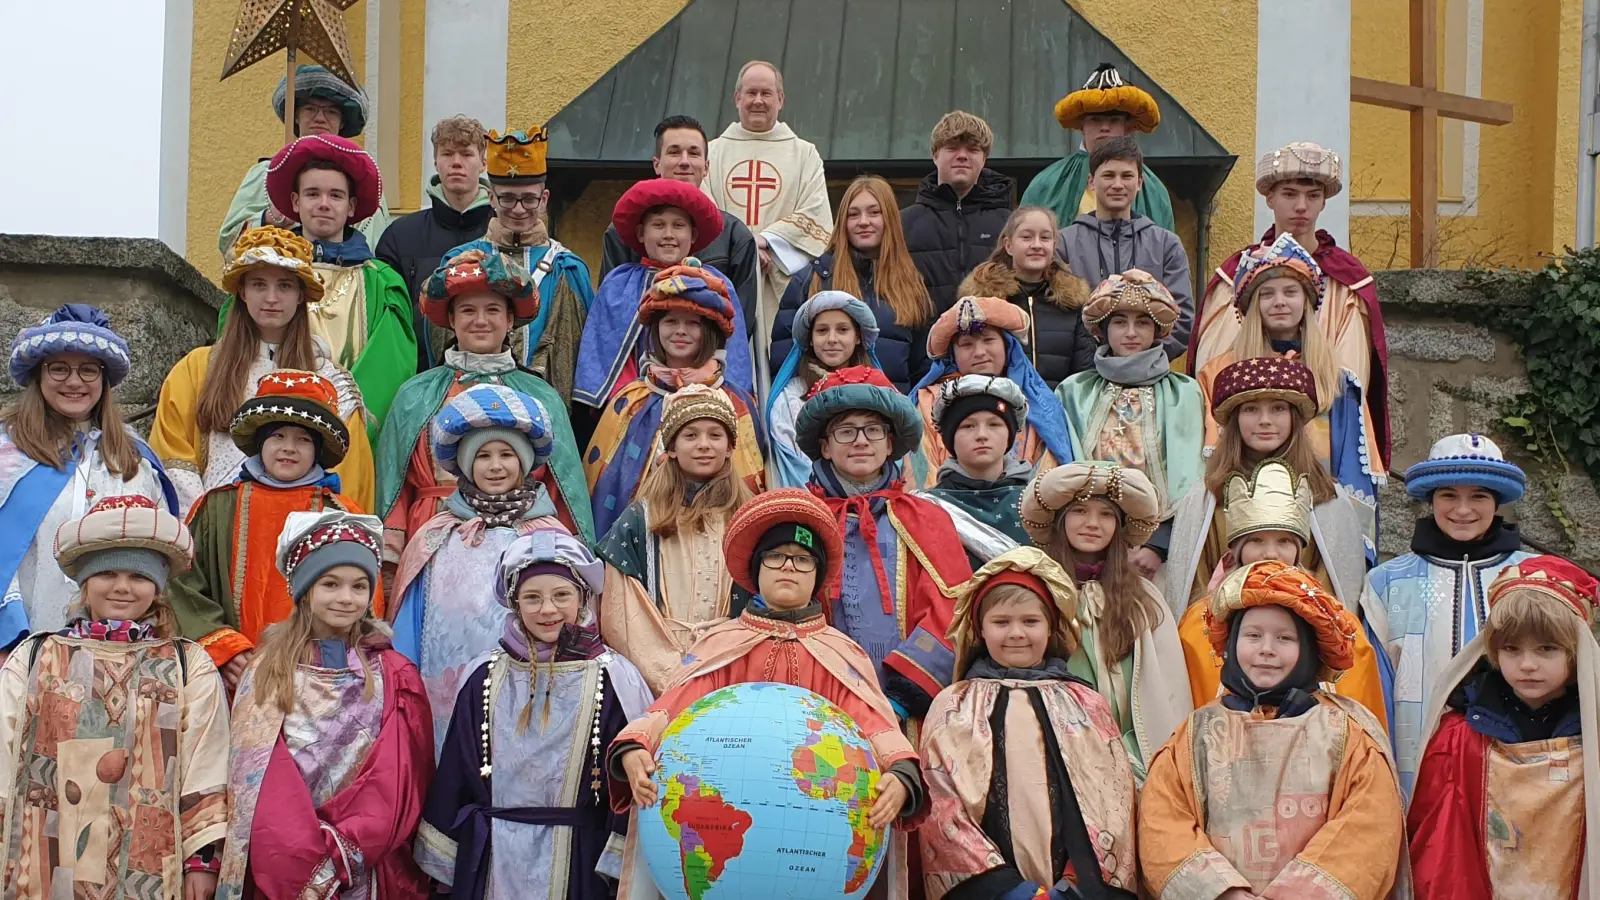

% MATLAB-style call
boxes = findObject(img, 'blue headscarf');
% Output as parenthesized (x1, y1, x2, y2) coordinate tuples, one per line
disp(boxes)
(911, 329, 1076, 466)
(766, 292, 884, 489)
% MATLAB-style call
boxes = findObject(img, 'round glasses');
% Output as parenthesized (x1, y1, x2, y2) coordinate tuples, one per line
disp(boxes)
(42, 362, 103, 383)
(759, 551, 818, 573)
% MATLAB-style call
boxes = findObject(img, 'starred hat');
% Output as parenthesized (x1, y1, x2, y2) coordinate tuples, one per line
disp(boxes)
(486, 127, 550, 183)
(1256, 141, 1343, 198)
(272, 64, 369, 138)
(1233, 233, 1325, 312)
(265, 134, 383, 225)
(638, 263, 737, 338)
(1020, 462, 1162, 547)
(8, 304, 131, 388)
(1205, 559, 1359, 681)
(926, 296, 1030, 359)
(275, 510, 383, 602)
(1081, 269, 1182, 341)
(1054, 63, 1160, 133)
(1403, 433, 1526, 504)
(1487, 555, 1600, 625)
(430, 384, 554, 479)
(55, 495, 194, 590)
(1210, 356, 1318, 424)
(420, 250, 538, 328)
(611, 178, 724, 258)
(1222, 460, 1314, 547)
(794, 366, 924, 462)
(229, 370, 351, 469)
(722, 488, 846, 599)
(220, 225, 325, 304)
(947, 547, 1081, 677)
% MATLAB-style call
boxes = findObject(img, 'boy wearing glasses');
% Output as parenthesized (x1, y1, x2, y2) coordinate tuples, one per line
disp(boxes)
(794, 366, 973, 722)
(441, 126, 593, 401)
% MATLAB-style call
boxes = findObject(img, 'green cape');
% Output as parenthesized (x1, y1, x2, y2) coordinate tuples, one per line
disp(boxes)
(595, 501, 751, 615)
(374, 364, 594, 543)
(1054, 368, 1205, 514)
(217, 259, 417, 443)
(923, 480, 1029, 546)
(1020, 150, 1175, 232)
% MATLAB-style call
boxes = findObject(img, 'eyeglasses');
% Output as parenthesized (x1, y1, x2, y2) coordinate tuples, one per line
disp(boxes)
(495, 193, 546, 210)
(520, 593, 580, 611)
(299, 103, 342, 122)
(759, 551, 818, 573)
(42, 362, 103, 383)
(828, 423, 888, 444)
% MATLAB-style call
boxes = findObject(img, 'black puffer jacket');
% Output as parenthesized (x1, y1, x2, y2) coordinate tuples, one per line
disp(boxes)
(770, 251, 929, 391)
(958, 259, 1095, 387)
(374, 180, 495, 368)
(900, 169, 1014, 315)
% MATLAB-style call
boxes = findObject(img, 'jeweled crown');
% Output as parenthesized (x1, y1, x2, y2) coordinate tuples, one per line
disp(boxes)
(1222, 460, 1314, 545)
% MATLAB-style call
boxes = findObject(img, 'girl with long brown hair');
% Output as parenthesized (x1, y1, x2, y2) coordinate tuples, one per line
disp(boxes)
(150, 225, 377, 516)
(770, 175, 933, 389)
(0, 305, 177, 646)
(0, 494, 228, 900)
(1020, 461, 1192, 780)
(597, 385, 755, 692)
(220, 510, 432, 899)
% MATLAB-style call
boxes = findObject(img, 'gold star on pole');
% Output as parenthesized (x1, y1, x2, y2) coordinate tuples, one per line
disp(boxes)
(220, 0, 364, 142)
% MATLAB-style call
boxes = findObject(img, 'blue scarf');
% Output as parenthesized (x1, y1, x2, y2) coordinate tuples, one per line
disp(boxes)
(306, 229, 374, 266)
(911, 331, 1076, 465)
(238, 456, 338, 491)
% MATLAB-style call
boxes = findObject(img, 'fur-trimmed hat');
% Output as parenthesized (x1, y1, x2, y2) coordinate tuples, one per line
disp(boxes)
(794, 366, 924, 462)
(276, 510, 383, 602)
(1256, 142, 1343, 199)
(722, 488, 845, 600)
(1081, 269, 1182, 341)
(1054, 64, 1160, 133)
(1205, 559, 1359, 681)
(1210, 356, 1318, 423)
(420, 249, 538, 328)
(1404, 433, 1526, 504)
(265, 134, 383, 225)
(930, 374, 1027, 454)
(8, 304, 132, 388)
(638, 264, 737, 338)
(229, 370, 351, 469)
(1233, 233, 1324, 311)
(927, 296, 1030, 359)
(56, 495, 193, 591)
(273, 65, 368, 138)
(948, 547, 1081, 677)
(430, 384, 553, 479)
(1020, 462, 1162, 547)
(221, 226, 325, 304)
(611, 178, 724, 258)
(659, 383, 739, 450)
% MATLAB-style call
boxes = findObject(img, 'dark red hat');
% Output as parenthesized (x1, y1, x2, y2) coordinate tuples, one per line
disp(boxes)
(611, 178, 723, 258)
(722, 488, 845, 599)
(265, 134, 383, 225)
(1211, 356, 1318, 423)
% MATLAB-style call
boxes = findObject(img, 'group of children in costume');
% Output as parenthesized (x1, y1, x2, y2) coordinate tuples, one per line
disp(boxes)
(0, 101, 1581, 900)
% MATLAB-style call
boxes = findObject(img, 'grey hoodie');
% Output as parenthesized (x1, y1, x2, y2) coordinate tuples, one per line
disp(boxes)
(1057, 212, 1193, 358)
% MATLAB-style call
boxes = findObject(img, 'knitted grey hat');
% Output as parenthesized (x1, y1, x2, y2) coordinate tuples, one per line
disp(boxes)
(72, 547, 171, 591)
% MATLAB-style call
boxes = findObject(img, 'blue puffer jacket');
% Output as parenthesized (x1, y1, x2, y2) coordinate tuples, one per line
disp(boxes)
(770, 250, 929, 391)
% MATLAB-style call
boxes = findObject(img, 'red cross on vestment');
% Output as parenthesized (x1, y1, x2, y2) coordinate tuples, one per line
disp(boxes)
(725, 160, 783, 228)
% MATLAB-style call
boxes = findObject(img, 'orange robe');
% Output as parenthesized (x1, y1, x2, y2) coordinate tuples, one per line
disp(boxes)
(1176, 600, 1388, 731)
(1138, 694, 1408, 899)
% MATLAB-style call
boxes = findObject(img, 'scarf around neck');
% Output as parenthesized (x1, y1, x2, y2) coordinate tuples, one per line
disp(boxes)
(643, 354, 724, 392)
(811, 460, 902, 614)
(747, 597, 826, 623)
(1410, 515, 1524, 561)
(966, 654, 1076, 682)
(239, 455, 332, 490)
(447, 473, 554, 528)
(1091, 343, 1171, 388)
(306, 229, 374, 266)
(444, 348, 518, 376)
(935, 456, 1033, 491)
(499, 613, 604, 663)
(1219, 611, 1323, 719)
(63, 618, 156, 643)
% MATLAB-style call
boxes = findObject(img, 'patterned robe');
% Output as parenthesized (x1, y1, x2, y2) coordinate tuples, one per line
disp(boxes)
(0, 634, 229, 899)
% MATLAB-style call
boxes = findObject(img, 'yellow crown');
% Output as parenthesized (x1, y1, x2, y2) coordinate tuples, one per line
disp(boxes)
(486, 127, 549, 180)
(1222, 460, 1313, 546)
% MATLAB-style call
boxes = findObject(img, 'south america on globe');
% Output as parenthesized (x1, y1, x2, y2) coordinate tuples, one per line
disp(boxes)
(637, 682, 891, 900)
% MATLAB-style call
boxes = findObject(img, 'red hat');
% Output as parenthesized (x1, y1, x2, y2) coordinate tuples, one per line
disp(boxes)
(228, 369, 351, 469)
(1211, 356, 1318, 423)
(265, 134, 383, 225)
(722, 488, 845, 599)
(1488, 555, 1600, 624)
(611, 178, 723, 258)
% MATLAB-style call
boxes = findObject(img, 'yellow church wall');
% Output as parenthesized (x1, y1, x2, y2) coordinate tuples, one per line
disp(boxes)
(1347, 0, 1582, 269)
(397, 0, 428, 214)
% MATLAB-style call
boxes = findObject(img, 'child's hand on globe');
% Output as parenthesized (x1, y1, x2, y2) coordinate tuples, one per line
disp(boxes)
(624, 748, 659, 808)
(867, 775, 907, 829)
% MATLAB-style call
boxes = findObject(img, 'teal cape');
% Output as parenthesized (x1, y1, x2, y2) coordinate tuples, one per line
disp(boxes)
(1054, 367, 1205, 514)
(374, 364, 594, 542)
(923, 476, 1029, 547)
(1020, 150, 1175, 233)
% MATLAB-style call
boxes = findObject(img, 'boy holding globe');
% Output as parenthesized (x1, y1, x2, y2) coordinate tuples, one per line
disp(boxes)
(607, 488, 926, 900)
(919, 547, 1140, 899)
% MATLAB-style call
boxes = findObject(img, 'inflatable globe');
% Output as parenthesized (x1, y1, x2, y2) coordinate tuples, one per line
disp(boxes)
(637, 682, 890, 900)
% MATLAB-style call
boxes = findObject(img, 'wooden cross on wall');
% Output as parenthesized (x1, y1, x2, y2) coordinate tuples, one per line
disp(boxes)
(1350, 0, 1512, 268)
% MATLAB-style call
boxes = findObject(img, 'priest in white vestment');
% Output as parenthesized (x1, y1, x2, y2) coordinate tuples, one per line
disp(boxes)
(703, 61, 833, 379)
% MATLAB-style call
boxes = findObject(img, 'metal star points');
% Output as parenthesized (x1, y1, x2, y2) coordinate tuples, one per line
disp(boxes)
(220, 0, 363, 88)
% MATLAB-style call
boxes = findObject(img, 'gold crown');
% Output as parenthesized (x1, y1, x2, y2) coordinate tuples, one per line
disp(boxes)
(1222, 460, 1313, 546)
(486, 127, 549, 180)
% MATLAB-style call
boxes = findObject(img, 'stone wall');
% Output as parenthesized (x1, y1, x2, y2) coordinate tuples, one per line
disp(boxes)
(1375, 268, 1600, 570)
(0, 235, 225, 432)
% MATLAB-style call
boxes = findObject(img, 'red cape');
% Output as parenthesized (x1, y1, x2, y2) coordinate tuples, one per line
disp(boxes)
(1194, 227, 1391, 468)
(1406, 711, 1495, 900)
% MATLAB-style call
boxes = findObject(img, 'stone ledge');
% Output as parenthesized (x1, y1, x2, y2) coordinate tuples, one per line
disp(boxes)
(1373, 267, 1532, 315)
(0, 234, 226, 311)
